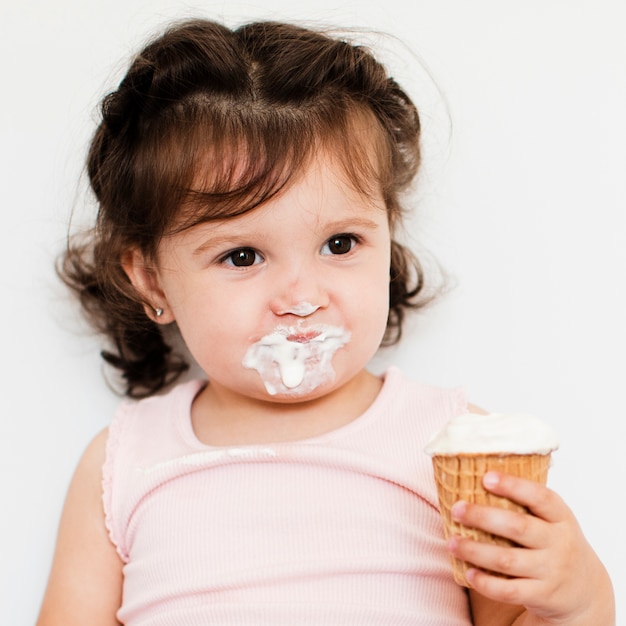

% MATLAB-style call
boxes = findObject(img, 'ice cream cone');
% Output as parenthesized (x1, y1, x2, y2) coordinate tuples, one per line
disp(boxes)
(431, 452, 552, 586)
(424, 411, 559, 587)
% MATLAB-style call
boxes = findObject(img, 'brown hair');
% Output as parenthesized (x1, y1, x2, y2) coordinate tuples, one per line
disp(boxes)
(60, 18, 436, 398)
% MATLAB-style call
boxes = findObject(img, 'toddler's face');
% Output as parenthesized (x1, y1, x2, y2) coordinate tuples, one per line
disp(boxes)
(153, 150, 391, 404)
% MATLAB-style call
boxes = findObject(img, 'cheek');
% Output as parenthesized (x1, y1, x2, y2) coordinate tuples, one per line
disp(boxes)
(180, 319, 250, 381)
(344, 264, 390, 339)
(363, 252, 392, 308)
(169, 293, 244, 360)
(369, 263, 393, 341)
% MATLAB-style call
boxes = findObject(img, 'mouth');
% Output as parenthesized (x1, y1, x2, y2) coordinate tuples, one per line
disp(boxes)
(243, 323, 352, 395)
(251, 324, 347, 349)
(285, 330, 322, 343)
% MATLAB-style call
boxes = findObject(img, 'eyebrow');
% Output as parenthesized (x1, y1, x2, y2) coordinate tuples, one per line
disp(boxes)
(320, 217, 381, 234)
(192, 216, 381, 256)
(192, 234, 249, 256)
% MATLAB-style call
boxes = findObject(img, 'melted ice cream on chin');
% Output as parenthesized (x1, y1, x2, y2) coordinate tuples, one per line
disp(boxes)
(242, 324, 351, 396)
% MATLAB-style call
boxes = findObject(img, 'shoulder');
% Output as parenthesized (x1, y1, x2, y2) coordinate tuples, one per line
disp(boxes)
(113, 378, 206, 425)
(356, 367, 469, 464)
(107, 378, 206, 460)
(382, 366, 469, 418)
(382, 366, 491, 419)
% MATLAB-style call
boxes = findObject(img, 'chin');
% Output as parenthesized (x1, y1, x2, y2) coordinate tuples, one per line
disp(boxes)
(258, 372, 337, 399)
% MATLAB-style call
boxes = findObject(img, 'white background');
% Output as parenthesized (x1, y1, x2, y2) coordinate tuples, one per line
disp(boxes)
(1, 0, 624, 622)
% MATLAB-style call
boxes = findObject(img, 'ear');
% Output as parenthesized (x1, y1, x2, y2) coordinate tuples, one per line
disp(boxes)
(121, 248, 175, 324)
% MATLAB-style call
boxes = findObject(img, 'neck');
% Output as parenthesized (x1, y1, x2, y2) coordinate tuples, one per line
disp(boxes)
(190, 369, 382, 446)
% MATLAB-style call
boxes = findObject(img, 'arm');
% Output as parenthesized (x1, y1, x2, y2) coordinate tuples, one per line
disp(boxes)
(458, 473, 615, 626)
(36, 428, 124, 626)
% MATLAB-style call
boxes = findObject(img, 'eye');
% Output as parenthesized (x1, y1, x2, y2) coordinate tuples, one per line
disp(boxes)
(222, 248, 263, 267)
(322, 234, 357, 256)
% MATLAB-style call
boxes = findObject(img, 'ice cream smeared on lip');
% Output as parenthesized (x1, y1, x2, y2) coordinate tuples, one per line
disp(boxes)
(424, 412, 560, 456)
(242, 323, 351, 395)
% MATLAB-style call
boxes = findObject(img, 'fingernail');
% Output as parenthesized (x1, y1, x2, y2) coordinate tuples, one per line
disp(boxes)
(451, 500, 467, 521)
(465, 567, 478, 585)
(483, 471, 499, 489)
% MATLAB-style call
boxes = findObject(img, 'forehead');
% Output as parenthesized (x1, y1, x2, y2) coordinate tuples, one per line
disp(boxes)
(257, 149, 387, 220)
(170, 108, 390, 233)
(208, 149, 386, 228)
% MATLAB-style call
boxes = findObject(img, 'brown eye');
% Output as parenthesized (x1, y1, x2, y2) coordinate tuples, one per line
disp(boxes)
(224, 248, 261, 267)
(323, 235, 356, 255)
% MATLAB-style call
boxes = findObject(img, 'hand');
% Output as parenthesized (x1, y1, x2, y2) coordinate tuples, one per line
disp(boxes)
(449, 471, 615, 625)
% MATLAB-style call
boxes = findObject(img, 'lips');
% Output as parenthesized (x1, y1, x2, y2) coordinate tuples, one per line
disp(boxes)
(250, 324, 344, 348)
(285, 330, 322, 343)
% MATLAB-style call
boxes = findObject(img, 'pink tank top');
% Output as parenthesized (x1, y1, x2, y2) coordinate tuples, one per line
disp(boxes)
(103, 366, 472, 625)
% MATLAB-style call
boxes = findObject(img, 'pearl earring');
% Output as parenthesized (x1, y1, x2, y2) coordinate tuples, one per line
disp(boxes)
(155, 307, 164, 318)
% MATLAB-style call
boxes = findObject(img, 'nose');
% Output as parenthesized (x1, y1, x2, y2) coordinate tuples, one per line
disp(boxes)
(269, 265, 329, 317)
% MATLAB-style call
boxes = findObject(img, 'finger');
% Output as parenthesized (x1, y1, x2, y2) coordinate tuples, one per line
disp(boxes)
(465, 566, 541, 607)
(451, 500, 546, 549)
(449, 535, 545, 579)
(482, 471, 570, 524)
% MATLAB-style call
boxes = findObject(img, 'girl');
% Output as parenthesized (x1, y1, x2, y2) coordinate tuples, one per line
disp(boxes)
(37, 18, 614, 626)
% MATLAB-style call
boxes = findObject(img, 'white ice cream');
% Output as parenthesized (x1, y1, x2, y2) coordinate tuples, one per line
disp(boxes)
(278, 301, 320, 317)
(424, 412, 559, 456)
(242, 324, 351, 396)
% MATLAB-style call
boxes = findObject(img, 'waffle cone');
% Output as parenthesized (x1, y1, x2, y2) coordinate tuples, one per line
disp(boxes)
(432, 452, 551, 587)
